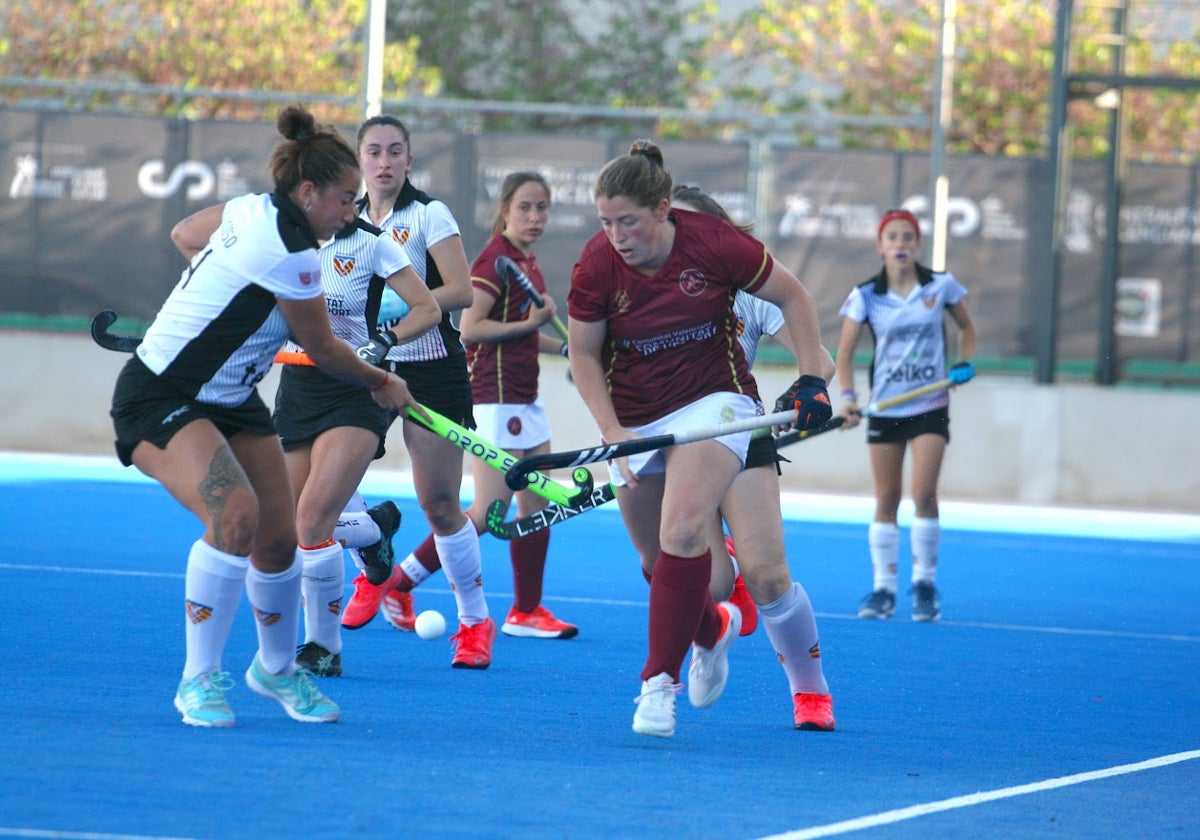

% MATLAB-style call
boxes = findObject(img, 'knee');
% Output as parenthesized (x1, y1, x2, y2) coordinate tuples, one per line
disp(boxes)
(251, 531, 299, 574)
(214, 500, 258, 557)
(742, 564, 791, 604)
(421, 494, 466, 534)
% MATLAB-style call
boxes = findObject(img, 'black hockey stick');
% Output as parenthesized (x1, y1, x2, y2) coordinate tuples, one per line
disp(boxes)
(484, 483, 617, 540)
(772, 416, 845, 448)
(90, 310, 142, 352)
(495, 255, 569, 341)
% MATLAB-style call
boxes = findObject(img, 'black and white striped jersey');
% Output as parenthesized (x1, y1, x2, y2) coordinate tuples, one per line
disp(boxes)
(363, 180, 465, 363)
(136, 191, 323, 407)
(282, 218, 413, 355)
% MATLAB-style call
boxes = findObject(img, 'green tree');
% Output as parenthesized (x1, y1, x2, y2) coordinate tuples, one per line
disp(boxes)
(0, 0, 436, 121)
(686, 0, 1200, 162)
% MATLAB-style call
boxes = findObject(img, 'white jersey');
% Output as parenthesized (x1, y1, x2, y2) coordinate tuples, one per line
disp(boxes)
(282, 219, 412, 355)
(363, 181, 464, 363)
(136, 191, 323, 407)
(839, 265, 968, 417)
(732, 290, 785, 369)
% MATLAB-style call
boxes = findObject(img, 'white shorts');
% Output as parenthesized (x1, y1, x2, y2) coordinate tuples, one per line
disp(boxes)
(609, 391, 761, 488)
(473, 399, 551, 451)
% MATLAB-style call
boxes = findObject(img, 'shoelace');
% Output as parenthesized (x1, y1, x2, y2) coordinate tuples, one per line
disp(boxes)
(289, 669, 324, 711)
(188, 671, 234, 707)
(634, 679, 681, 707)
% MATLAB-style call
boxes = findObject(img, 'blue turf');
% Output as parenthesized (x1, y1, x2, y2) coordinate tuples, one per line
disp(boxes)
(0, 476, 1197, 839)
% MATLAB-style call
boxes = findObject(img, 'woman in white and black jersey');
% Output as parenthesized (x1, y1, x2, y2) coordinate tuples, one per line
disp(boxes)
(335, 115, 500, 670)
(109, 105, 423, 729)
(274, 216, 440, 678)
(835, 208, 978, 624)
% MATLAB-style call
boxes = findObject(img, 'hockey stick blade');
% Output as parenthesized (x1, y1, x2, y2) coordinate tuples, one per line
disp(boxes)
(90, 310, 142, 352)
(484, 483, 617, 540)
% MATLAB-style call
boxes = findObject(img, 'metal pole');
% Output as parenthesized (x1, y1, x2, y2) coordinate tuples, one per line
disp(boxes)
(1036, 0, 1073, 384)
(929, 0, 956, 272)
(1096, 1, 1127, 386)
(362, 0, 386, 119)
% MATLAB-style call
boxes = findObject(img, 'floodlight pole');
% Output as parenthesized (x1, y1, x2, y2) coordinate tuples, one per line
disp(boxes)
(362, 0, 386, 119)
(929, 0, 956, 272)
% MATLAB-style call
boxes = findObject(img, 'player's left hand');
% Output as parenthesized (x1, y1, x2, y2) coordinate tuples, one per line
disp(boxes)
(356, 330, 397, 366)
(949, 359, 975, 385)
(775, 375, 832, 431)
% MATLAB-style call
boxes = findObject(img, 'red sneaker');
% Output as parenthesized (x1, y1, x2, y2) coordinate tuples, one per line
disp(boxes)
(500, 604, 579, 639)
(450, 617, 497, 669)
(724, 537, 758, 637)
(341, 566, 402, 630)
(380, 588, 416, 632)
(793, 692, 836, 731)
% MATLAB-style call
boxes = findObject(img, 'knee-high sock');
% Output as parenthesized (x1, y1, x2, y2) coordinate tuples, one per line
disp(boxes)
(396, 532, 443, 591)
(182, 539, 248, 681)
(300, 542, 345, 653)
(910, 516, 940, 584)
(333, 492, 380, 549)
(762, 582, 830, 696)
(245, 561, 303, 675)
(868, 522, 900, 592)
(642, 549, 712, 682)
(509, 528, 550, 612)
(435, 518, 487, 625)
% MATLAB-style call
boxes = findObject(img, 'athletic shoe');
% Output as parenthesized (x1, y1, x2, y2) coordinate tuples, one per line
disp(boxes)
(857, 588, 896, 619)
(500, 604, 579, 639)
(174, 671, 236, 728)
(341, 565, 404, 630)
(793, 692, 836, 731)
(632, 672, 681, 738)
(295, 641, 341, 677)
(686, 601, 741, 708)
(360, 500, 401, 585)
(727, 575, 758, 637)
(380, 588, 416, 632)
(912, 580, 941, 622)
(245, 656, 340, 723)
(450, 617, 497, 669)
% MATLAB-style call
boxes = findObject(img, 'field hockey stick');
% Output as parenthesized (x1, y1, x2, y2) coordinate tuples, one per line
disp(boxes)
(773, 416, 845, 449)
(484, 482, 617, 540)
(91, 310, 142, 352)
(495, 255, 569, 341)
(504, 408, 797, 492)
(269, 347, 594, 507)
(773, 379, 954, 448)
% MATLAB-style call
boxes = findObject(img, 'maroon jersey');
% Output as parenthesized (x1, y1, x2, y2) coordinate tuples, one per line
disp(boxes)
(466, 234, 544, 404)
(568, 208, 769, 426)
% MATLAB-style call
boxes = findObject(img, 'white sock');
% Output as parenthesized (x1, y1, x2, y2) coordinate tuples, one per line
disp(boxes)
(761, 582, 829, 696)
(435, 518, 488, 624)
(399, 552, 435, 586)
(910, 516, 940, 584)
(868, 522, 900, 593)
(346, 547, 366, 575)
(334, 508, 381, 550)
(182, 539, 248, 681)
(245, 561, 303, 676)
(300, 543, 345, 653)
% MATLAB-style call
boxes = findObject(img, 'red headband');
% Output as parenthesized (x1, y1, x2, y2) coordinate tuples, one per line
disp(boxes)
(878, 209, 921, 240)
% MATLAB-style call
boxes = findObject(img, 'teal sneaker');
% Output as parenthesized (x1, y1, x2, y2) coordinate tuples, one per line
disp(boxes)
(174, 671, 236, 728)
(245, 656, 340, 723)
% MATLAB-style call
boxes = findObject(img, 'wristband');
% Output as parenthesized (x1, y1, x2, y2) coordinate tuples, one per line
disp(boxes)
(371, 371, 390, 392)
(840, 388, 858, 401)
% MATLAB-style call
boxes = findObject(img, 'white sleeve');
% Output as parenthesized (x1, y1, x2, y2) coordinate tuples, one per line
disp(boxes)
(373, 230, 413, 277)
(838, 287, 866, 321)
(422, 200, 462, 249)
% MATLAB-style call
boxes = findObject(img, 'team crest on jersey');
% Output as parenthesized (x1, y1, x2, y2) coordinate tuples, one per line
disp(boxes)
(734, 315, 746, 337)
(614, 289, 631, 313)
(679, 269, 707, 297)
(333, 254, 356, 276)
(392, 226, 412, 245)
(507, 416, 522, 436)
(299, 271, 317, 286)
(922, 292, 939, 309)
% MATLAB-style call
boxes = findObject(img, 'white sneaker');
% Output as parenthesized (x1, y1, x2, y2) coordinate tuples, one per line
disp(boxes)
(632, 672, 680, 738)
(687, 601, 741, 708)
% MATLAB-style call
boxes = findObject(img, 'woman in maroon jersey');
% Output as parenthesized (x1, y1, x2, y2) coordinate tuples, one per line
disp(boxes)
(567, 140, 832, 738)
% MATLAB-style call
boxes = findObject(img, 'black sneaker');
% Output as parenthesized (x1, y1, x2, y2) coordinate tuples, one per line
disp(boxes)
(857, 588, 896, 619)
(295, 641, 342, 677)
(360, 500, 401, 585)
(911, 580, 940, 622)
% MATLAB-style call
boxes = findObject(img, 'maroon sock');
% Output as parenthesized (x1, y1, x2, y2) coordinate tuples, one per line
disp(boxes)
(509, 528, 550, 613)
(393, 533, 441, 592)
(641, 548, 712, 682)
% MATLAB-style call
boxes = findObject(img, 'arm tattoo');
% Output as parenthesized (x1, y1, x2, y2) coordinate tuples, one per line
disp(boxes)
(199, 446, 248, 553)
